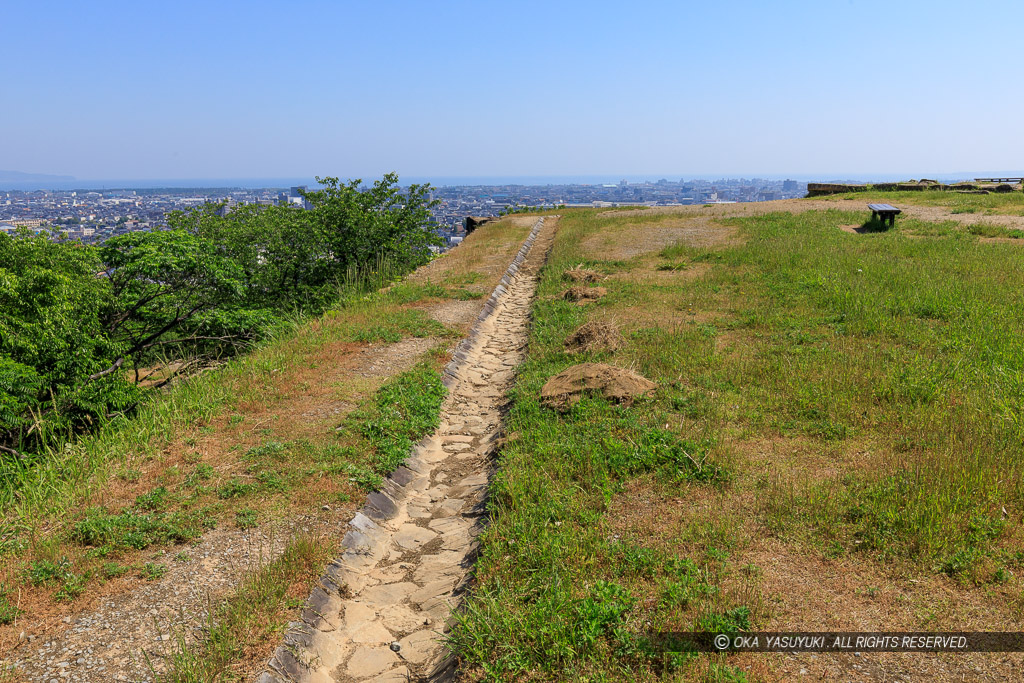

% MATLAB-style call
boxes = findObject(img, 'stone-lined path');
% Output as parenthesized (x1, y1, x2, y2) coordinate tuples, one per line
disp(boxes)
(259, 217, 555, 682)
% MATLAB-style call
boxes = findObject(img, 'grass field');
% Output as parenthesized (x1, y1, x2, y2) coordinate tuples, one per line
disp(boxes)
(0, 217, 534, 676)
(453, 197, 1024, 680)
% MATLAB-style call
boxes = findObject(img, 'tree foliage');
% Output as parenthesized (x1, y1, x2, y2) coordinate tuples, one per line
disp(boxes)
(0, 174, 440, 459)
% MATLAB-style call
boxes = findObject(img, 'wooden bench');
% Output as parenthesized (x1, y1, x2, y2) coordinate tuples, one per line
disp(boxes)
(868, 203, 901, 227)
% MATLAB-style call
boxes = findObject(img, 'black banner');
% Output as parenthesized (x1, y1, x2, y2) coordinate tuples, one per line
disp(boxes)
(648, 632, 1024, 653)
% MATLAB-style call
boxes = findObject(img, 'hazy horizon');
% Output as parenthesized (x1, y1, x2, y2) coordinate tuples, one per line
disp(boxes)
(3, 171, 1021, 193)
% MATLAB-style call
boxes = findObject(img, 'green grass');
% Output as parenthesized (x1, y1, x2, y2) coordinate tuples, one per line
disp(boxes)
(0, 262, 463, 590)
(966, 224, 1024, 239)
(701, 211, 1024, 570)
(450, 212, 749, 680)
(455, 205, 1024, 679)
(338, 357, 447, 478)
(0, 586, 19, 625)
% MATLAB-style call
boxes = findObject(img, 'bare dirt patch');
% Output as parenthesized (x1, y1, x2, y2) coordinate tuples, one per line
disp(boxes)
(425, 299, 484, 328)
(747, 540, 1024, 681)
(11, 517, 339, 683)
(540, 363, 656, 412)
(580, 216, 739, 260)
(563, 321, 624, 355)
(977, 235, 1024, 245)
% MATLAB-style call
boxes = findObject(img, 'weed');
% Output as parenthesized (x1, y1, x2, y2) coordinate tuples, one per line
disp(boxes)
(235, 508, 258, 529)
(338, 463, 383, 491)
(27, 558, 74, 586)
(102, 562, 129, 579)
(28, 557, 87, 602)
(141, 563, 168, 581)
(0, 586, 20, 625)
(216, 478, 256, 499)
(451, 287, 484, 300)
(183, 463, 214, 488)
(696, 606, 752, 633)
(135, 486, 172, 512)
(70, 507, 207, 551)
(244, 441, 288, 460)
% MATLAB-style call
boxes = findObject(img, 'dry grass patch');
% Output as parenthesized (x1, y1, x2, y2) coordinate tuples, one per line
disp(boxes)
(579, 216, 739, 261)
(561, 285, 607, 303)
(563, 265, 603, 283)
(564, 320, 624, 354)
(407, 215, 535, 294)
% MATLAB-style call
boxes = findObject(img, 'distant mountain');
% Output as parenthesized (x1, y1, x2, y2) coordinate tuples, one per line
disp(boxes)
(0, 170, 76, 183)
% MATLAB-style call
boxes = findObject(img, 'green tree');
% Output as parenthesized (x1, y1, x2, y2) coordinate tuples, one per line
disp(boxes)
(99, 229, 247, 368)
(0, 229, 134, 453)
(302, 173, 441, 274)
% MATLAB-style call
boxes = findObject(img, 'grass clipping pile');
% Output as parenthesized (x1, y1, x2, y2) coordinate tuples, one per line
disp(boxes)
(562, 286, 607, 303)
(563, 266, 603, 283)
(564, 321, 624, 354)
(541, 363, 656, 412)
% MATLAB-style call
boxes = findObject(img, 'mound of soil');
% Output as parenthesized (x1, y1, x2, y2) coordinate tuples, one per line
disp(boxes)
(564, 321, 623, 354)
(541, 363, 656, 411)
(562, 286, 607, 303)
(564, 266, 602, 283)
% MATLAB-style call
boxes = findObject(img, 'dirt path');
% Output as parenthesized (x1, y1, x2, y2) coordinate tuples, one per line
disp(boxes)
(258, 217, 555, 682)
(4, 218, 539, 683)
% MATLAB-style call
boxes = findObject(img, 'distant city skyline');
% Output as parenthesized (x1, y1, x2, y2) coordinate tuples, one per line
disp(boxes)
(4, 0, 1022, 181)
(0, 178, 810, 246)
(0, 171, 1018, 193)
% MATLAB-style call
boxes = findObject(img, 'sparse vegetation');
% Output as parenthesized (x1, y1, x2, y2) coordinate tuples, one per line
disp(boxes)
(158, 534, 331, 682)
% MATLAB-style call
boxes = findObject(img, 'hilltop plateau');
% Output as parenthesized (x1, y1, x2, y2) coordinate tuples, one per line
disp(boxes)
(5, 189, 1024, 682)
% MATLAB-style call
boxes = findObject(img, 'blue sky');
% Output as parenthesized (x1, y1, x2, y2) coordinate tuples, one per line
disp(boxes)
(3, 0, 1022, 181)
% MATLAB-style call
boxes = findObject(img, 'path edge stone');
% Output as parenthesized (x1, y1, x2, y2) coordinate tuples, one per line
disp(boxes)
(257, 217, 548, 683)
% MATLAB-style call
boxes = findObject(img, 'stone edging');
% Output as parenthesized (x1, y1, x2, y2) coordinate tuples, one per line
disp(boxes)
(258, 217, 546, 682)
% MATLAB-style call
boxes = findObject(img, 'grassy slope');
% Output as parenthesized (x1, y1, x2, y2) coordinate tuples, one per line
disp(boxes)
(0, 218, 533, 668)
(454, 200, 1024, 681)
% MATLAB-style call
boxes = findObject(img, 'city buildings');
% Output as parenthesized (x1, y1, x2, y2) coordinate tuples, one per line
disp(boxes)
(0, 178, 809, 248)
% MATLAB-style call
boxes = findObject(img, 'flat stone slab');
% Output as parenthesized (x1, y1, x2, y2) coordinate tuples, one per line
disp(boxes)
(410, 579, 457, 605)
(398, 629, 440, 665)
(347, 646, 400, 678)
(433, 498, 464, 517)
(365, 667, 411, 683)
(350, 620, 393, 644)
(379, 604, 427, 632)
(392, 525, 437, 551)
(358, 582, 418, 606)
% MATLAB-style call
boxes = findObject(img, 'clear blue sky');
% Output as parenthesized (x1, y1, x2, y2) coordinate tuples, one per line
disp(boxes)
(3, 0, 1022, 181)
